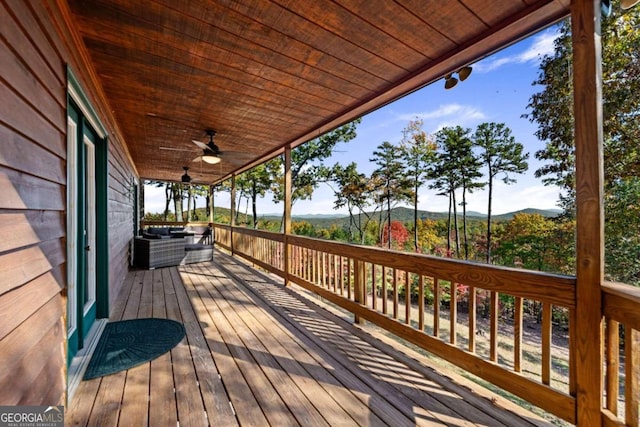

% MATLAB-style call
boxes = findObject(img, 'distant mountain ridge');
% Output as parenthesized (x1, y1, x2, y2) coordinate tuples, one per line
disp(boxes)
(254, 206, 561, 228)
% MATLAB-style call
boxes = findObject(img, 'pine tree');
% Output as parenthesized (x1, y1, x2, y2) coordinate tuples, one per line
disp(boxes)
(370, 141, 413, 248)
(474, 122, 528, 263)
(400, 118, 436, 252)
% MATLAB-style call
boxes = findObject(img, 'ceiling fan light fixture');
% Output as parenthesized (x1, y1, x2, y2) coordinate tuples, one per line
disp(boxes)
(202, 154, 221, 164)
(444, 74, 458, 89)
(621, 0, 639, 9)
(457, 66, 473, 81)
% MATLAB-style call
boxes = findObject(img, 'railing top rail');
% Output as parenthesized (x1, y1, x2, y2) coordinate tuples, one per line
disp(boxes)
(142, 220, 212, 227)
(227, 226, 285, 241)
(603, 281, 640, 331)
(213, 225, 576, 306)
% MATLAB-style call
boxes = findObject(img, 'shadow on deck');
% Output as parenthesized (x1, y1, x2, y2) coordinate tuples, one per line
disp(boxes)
(67, 249, 552, 426)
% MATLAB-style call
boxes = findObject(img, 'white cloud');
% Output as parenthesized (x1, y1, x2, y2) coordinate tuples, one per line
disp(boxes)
(144, 185, 167, 213)
(474, 28, 558, 73)
(399, 104, 487, 132)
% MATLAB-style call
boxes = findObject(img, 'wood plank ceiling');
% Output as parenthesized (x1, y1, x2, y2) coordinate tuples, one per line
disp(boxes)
(67, 0, 569, 184)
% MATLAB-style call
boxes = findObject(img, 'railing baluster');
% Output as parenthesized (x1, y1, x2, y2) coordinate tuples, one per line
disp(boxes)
(626, 328, 639, 425)
(321, 250, 325, 287)
(382, 266, 388, 315)
(434, 278, 440, 338)
(469, 286, 476, 353)
(569, 308, 577, 398)
(450, 282, 457, 345)
(372, 264, 377, 311)
(354, 259, 365, 324)
(514, 296, 523, 372)
(418, 275, 424, 332)
(339, 256, 344, 296)
(393, 268, 398, 320)
(405, 271, 410, 325)
(347, 259, 352, 301)
(490, 291, 499, 362)
(605, 319, 619, 414)
(542, 302, 551, 385)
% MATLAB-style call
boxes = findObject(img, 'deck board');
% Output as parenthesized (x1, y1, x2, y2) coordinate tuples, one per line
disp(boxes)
(68, 250, 552, 426)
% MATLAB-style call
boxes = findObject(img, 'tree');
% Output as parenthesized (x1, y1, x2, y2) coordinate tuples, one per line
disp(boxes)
(381, 221, 409, 250)
(429, 126, 480, 259)
(235, 164, 271, 228)
(171, 183, 184, 222)
(329, 162, 378, 243)
(456, 130, 484, 260)
(494, 213, 555, 271)
(605, 177, 640, 286)
(525, 10, 640, 284)
(370, 141, 413, 248)
(400, 118, 437, 252)
(415, 219, 445, 254)
(270, 119, 361, 205)
(474, 122, 529, 263)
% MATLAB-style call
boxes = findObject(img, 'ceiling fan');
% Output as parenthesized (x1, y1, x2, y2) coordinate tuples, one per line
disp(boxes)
(181, 166, 191, 183)
(159, 129, 254, 165)
(191, 129, 254, 165)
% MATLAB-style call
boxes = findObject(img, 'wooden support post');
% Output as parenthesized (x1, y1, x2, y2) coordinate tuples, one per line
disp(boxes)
(209, 185, 214, 223)
(283, 146, 292, 286)
(354, 259, 365, 324)
(230, 174, 236, 255)
(209, 185, 215, 244)
(572, 0, 604, 424)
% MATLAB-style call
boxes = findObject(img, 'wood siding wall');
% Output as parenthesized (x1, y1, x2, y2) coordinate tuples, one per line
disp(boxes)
(0, 0, 137, 405)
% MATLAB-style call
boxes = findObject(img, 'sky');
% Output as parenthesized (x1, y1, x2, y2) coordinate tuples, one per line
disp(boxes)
(145, 25, 564, 217)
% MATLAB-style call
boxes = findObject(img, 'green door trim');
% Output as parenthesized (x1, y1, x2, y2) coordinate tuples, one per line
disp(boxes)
(95, 133, 109, 318)
(67, 68, 109, 363)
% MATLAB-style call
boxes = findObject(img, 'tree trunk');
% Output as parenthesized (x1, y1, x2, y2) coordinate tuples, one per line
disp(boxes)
(486, 173, 494, 263)
(251, 185, 258, 229)
(446, 192, 452, 255)
(378, 208, 384, 245)
(413, 179, 419, 252)
(173, 184, 183, 222)
(452, 190, 460, 258)
(386, 193, 392, 249)
(205, 186, 211, 218)
(462, 185, 468, 260)
(186, 187, 192, 222)
(164, 183, 172, 221)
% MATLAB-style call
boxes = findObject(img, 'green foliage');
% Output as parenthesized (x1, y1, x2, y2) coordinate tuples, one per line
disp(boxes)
(401, 118, 437, 252)
(270, 119, 361, 204)
(430, 126, 483, 258)
(492, 213, 575, 273)
(525, 10, 640, 285)
(474, 122, 529, 263)
(371, 141, 414, 248)
(235, 164, 272, 228)
(605, 177, 640, 285)
(329, 162, 377, 243)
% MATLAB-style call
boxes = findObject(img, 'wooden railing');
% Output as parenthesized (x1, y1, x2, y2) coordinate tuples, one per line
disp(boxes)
(602, 281, 640, 426)
(205, 224, 640, 425)
(213, 224, 578, 423)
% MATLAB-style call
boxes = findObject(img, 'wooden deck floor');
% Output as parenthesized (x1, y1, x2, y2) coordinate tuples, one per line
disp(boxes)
(67, 250, 552, 426)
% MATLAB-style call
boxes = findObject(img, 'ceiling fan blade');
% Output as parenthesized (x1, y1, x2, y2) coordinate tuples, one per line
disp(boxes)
(160, 146, 192, 151)
(192, 155, 203, 162)
(218, 150, 255, 159)
(192, 140, 209, 150)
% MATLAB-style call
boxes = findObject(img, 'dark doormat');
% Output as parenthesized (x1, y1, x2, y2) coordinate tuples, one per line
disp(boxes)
(83, 318, 185, 380)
